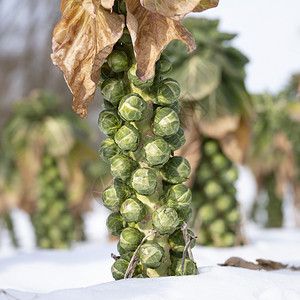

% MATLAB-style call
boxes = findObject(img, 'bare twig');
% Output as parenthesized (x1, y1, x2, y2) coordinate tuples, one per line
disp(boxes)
(181, 222, 199, 275)
(111, 253, 120, 261)
(0, 289, 21, 300)
(127, 257, 140, 279)
(124, 229, 156, 279)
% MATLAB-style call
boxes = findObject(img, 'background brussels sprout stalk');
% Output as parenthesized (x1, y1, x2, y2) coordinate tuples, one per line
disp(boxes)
(98, 36, 198, 279)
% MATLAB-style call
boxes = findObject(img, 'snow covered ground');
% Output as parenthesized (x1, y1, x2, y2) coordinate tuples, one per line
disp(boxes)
(0, 169, 300, 299)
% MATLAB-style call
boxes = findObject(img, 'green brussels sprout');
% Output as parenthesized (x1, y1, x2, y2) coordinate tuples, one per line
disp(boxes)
(173, 258, 198, 276)
(197, 203, 216, 224)
(211, 153, 229, 171)
(118, 93, 147, 121)
(177, 206, 192, 226)
(106, 212, 127, 236)
(156, 78, 180, 106)
(226, 209, 240, 225)
(203, 180, 223, 198)
(99, 62, 113, 85)
(143, 138, 170, 166)
(99, 138, 121, 163)
(196, 162, 214, 184)
(111, 258, 129, 280)
(155, 56, 172, 74)
(215, 194, 234, 213)
(110, 155, 138, 182)
(119, 28, 131, 44)
(169, 229, 196, 253)
(98, 110, 123, 136)
(163, 127, 185, 152)
(203, 140, 219, 157)
(107, 50, 129, 73)
(139, 241, 165, 269)
(119, 227, 144, 251)
(221, 232, 236, 247)
(133, 274, 149, 278)
(166, 184, 192, 210)
(101, 78, 126, 105)
(117, 240, 134, 257)
(220, 167, 238, 184)
(120, 197, 146, 223)
(128, 63, 154, 89)
(161, 156, 191, 184)
(209, 219, 226, 236)
(153, 107, 180, 137)
(114, 123, 140, 151)
(131, 168, 157, 195)
(152, 205, 179, 235)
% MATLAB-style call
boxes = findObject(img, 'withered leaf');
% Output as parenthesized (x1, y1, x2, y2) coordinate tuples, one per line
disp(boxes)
(51, 0, 125, 118)
(125, 0, 196, 81)
(140, 0, 201, 20)
(198, 115, 240, 140)
(193, 0, 219, 12)
(219, 118, 251, 164)
(101, 0, 115, 10)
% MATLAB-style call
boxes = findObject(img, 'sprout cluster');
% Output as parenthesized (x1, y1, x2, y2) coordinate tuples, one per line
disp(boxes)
(98, 42, 197, 278)
(191, 139, 242, 247)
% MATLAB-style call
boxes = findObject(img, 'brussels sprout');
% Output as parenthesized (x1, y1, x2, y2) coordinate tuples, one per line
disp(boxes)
(155, 56, 172, 74)
(119, 227, 144, 251)
(209, 219, 226, 236)
(221, 232, 236, 247)
(106, 212, 127, 236)
(99, 138, 121, 163)
(156, 79, 180, 106)
(99, 62, 113, 85)
(117, 240, 134, 257)
(110, 155, 138, 182)
(211, 153, 229, 171)
(114, 123, 140, 151)
(215, 194, 234, 213)
(226, 209, 240, 225)
(143, 138, 170, 166)
(203, 180, 223, 199)
(169, 229, 196, 253)
(120, 197, 146, 223)
(202, 140, 219, 157)
(107, 50, 129, 73)
(173, 258, 198, 276)
(128, 63, 154, 89)
(98, 110, 123, 136)
(101, 78, 126, 105)
(163, 127, 185, 152)
(133, 274, 149, 278)
(102, 99, 115, 110)
(197, 203, 216, 224)
(161, 156, 191, 184)
(196, 162, 214, 184)
(177, 206, 192, 226)
(152, 205, 179, 235)
(119, 28, 131, 44)
(131, 168, 157, 195)
(111, 258, 129, 280)
(153, 107, 180, 137)
(139, 241, 165, 269)
(220, 167, 238, 184)
(166, 184, 192, 210)
(118, 93, 147, 121)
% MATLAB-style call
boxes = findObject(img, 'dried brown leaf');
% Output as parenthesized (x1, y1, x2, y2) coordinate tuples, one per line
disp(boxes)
(198, 115, 240, 140)
(175, 120, 201, 188)
(219, 118, 251, 164)
(101, 0, 115, 10)
(126, 0, 196, 81)
(193, 0, 219, 12)
(140, 0, 201, 20)
(51, 0, 125, 118)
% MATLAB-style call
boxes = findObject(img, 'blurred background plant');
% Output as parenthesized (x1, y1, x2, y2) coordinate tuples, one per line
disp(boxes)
(0, 91, 110, 248)
(248, 74, 300, 228)
(166, 18, 252, 247)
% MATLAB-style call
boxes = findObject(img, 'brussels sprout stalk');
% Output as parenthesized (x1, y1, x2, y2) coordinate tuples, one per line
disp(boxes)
(98, 26, 197, 279)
